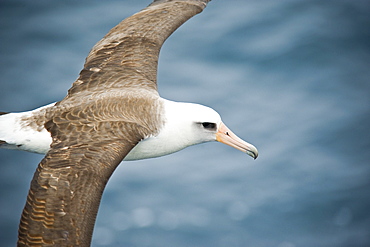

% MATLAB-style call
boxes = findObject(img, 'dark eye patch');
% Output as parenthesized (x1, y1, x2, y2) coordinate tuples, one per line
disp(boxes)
(201, 122, 216, 130)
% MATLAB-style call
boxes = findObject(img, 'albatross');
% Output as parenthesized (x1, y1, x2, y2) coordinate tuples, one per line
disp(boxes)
(0, 0, 258, 246)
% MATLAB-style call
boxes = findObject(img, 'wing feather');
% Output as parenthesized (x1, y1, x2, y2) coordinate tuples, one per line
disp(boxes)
(64, 0, 210, 101)
(18, 141, 135, 246)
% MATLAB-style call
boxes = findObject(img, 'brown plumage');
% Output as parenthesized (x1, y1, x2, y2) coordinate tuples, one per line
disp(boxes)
(17, 1, 211, 246)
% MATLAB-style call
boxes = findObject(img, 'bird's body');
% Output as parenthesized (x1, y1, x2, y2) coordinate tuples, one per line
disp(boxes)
(0, 99, 230, 160)
(0, 0, 258, 246)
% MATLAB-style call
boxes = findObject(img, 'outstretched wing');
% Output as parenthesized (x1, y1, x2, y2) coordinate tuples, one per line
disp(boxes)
(18, 141, 135, 246)
(63, 0, 211, 103)
(18, 0, 211, 246)
(18, 99, 149, 246)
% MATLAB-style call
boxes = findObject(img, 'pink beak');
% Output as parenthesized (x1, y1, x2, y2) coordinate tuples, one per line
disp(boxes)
(216, 122, 258, 159)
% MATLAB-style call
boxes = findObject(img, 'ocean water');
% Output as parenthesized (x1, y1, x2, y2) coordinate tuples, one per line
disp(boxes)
(0, 0, 369, 246)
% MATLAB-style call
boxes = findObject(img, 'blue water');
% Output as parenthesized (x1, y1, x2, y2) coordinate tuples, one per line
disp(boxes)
(1, 1, 369, 246)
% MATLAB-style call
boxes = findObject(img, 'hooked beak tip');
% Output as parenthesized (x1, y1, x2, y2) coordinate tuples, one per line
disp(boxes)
(246, 148, 258, 160)
(216, 122, 258, 161)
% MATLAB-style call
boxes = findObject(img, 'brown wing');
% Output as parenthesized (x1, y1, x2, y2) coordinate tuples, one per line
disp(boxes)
(17, 97, 151, 246)
(62, 0, 210, 104)
(18, 94, 162, 246)
(18, 141, 135, 246)
(17, 0, 211, 246)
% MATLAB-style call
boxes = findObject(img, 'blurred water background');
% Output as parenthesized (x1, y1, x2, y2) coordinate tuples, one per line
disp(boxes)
(0, 0, 369, 246)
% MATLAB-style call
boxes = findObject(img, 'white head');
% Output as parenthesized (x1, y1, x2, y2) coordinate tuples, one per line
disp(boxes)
(164, 100, 221, 143)
(124, 99, 258, 161)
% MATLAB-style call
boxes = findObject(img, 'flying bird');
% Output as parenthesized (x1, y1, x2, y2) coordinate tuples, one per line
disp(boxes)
(0, 0, 258, 246)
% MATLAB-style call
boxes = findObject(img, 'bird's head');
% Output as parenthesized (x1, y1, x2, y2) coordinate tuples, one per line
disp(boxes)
(162, 100, 258, 159)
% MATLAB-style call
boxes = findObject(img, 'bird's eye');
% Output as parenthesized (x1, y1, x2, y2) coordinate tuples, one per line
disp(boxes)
(201, 122, 216, 130)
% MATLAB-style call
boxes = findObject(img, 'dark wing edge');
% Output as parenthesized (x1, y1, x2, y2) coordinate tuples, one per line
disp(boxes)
(64, 0, 211, 101)
(18, 140, 137, 246)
